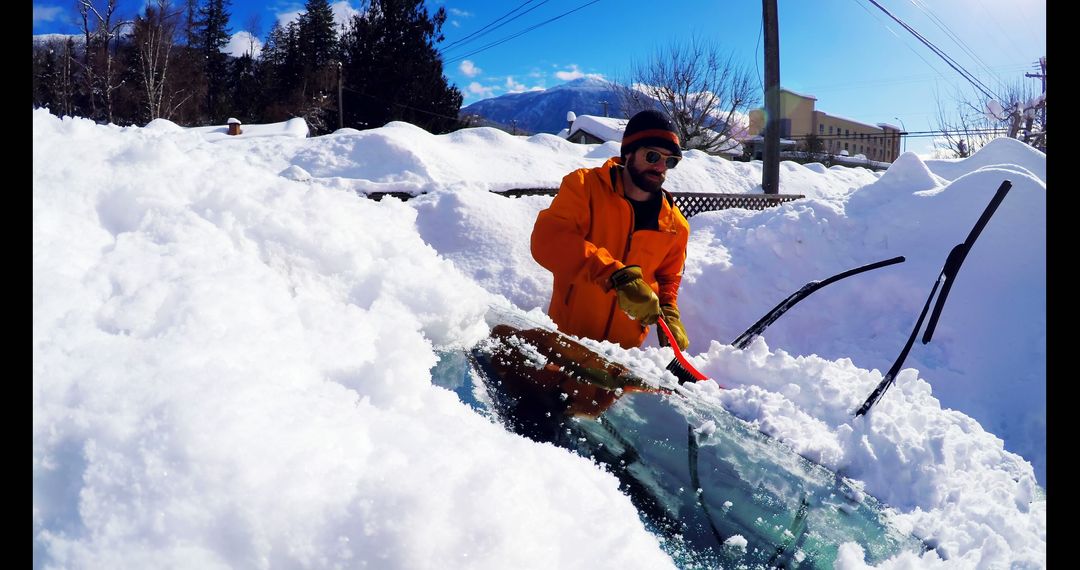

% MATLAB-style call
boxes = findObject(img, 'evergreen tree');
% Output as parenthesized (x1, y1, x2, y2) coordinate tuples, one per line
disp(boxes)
(295, 0, 339, 133)
(258, 20, 305, 122)
(298, 0, 337, 71)
(183, 0, 199, 46)
(194, 0, 232, 121)
(340, 0, 462, 133)
(227, 52, 261, 122)
(32, 43, 54, 108)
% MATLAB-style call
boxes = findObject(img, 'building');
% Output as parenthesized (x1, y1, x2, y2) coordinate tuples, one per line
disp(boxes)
(561, 113, 627, 145)
(747, 88, 903, 163)
(561, 112, 744, 159)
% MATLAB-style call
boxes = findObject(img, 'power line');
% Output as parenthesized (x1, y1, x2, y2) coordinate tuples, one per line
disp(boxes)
(860, 0, 1002, 102)
(441, 0, 553, 53)
(799, 63, 1030, 94)
(907, 0, 1004, 91)
(847, 0, 955, 88)
(443, 0, 603, 66)
(754, 11, 763, 93)
(341, 85, 463, 123)
(970, 0, 1031, 67)
(442, 0, 539, 51)
(783, 128, 1012, 141)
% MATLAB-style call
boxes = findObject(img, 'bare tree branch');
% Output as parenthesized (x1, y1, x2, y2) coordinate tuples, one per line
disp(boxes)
(610, 35, 758, 154)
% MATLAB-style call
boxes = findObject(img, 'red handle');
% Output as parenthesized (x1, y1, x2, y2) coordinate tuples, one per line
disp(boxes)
(657, 318, 708, 381)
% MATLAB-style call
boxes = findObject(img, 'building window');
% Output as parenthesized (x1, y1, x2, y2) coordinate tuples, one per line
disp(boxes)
(829, 126, 833, 135)
(845, 129, 850, 137)
(844, 143, 849, 151)
(819, 124, 824, 134)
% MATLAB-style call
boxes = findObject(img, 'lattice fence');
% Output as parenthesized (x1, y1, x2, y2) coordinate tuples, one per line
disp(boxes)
(497, 188, 804, 217)
(365, 188, 804, 217)
(669, 192, 804, 217)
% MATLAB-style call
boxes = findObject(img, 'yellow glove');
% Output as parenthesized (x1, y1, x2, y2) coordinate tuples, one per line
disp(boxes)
(658, 304, 690, 351)
(609, 265, 661, 325)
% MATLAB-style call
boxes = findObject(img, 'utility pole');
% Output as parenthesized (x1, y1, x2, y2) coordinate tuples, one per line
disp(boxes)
(1025, 56, 1046, 96)
(761, 0, 780, 194)
(337, 61, 344, 130)
(1025, 56, 1046, 150)
(599, 99, 609, 117)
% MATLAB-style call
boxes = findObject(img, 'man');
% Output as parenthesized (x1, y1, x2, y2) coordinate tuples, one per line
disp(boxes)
(531, 109, 691, 351)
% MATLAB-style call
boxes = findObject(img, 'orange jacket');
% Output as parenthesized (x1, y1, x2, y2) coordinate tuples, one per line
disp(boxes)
(531, 157, 690, 349)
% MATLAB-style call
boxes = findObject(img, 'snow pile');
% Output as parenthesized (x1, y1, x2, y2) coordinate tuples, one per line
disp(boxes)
(34, 108, 1044, 568)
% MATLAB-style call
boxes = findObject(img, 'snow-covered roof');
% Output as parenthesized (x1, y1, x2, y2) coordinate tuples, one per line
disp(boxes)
(780, 87, 818, 100)
(564, 114, 628, 142)
(567, 114, 744, 156)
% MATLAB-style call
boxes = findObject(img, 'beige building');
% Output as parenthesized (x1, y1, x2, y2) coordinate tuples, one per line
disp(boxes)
(748, 88, 903, 163)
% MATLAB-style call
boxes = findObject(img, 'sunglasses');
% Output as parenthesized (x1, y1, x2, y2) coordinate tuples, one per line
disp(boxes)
(643, 149, 681, 169)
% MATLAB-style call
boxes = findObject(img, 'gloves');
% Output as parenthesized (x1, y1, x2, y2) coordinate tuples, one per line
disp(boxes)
(609, 265, 662, 325)
(658, 304, 690, 351)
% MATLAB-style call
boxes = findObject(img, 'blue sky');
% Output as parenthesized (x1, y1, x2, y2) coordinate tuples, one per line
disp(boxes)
(33, 0, 1045, 156)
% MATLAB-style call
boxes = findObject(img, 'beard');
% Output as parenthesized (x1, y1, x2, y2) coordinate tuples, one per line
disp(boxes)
(626, 153, 665, 194)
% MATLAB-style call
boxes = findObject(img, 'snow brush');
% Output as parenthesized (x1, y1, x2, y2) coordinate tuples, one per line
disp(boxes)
(855, 179, 1013, 417)
(657, 318, 709, 384)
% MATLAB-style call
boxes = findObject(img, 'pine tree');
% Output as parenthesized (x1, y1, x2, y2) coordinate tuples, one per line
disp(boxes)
(298, 0, 337, 71)
(227, 52, 261, 122)
(194, 0, 232, 122)
(258, 20, 304, 122)
(295, 0, 339, 133)
(340, 0, 462, 133)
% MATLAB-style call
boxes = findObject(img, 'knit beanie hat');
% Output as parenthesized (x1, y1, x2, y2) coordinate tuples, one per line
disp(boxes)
(620, 110, 682, 158)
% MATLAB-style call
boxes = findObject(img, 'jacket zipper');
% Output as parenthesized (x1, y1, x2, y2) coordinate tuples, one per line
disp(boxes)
(602, 176, 637, 341)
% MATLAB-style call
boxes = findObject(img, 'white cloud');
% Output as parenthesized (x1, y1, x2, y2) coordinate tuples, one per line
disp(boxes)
(331, 1, 362, 28)
(460, 60, 481, 78)
(554, 65, 604, 82)
(505, 76, 526, 93)
(277, 1, 360, 31)
(33, 4, 63, 24)
(448, 7, 470, 27)
(468, 82, 495, 99)
(555, 65, 585, 81)
(276, 9, 303, 28)
(226, 31, 263, 59)
(503, 76, 545, 94)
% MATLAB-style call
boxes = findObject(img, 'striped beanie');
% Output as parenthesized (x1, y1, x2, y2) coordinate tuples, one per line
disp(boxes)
(620, 110, 682, 158)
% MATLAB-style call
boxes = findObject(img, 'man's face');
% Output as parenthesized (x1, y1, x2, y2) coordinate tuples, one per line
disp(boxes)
(626, 146, 674, 194)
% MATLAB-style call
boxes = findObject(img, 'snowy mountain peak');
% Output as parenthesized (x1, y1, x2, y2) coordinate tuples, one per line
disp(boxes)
(549, 76, 611, 92)
(462, 78, 628, 135)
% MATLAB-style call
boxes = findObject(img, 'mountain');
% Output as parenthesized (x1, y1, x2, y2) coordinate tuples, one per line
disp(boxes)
(460, 77, 631, 135)
(33, 34, 85, 48)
